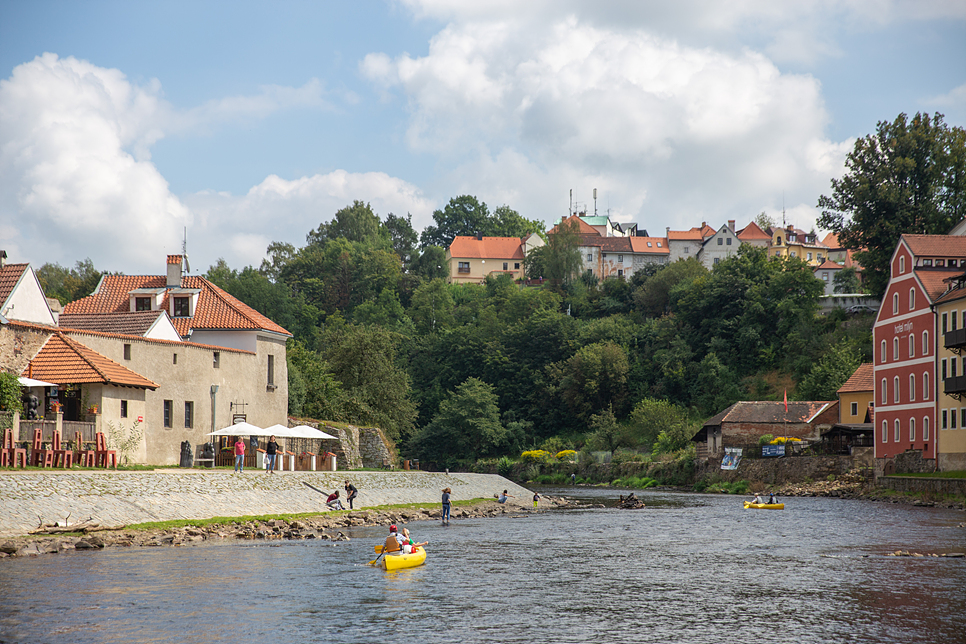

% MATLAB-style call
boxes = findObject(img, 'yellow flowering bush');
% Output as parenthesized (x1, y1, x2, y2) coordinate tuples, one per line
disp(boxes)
(520, 449, 551, 463)
(769, 437, 803, 444)
(554, 450, 577, 461)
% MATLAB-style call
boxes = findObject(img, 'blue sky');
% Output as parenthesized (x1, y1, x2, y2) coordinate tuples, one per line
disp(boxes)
(1, 0, 965, 275)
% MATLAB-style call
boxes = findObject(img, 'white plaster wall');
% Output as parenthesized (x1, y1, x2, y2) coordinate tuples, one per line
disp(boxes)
(3, 270, 55, 326)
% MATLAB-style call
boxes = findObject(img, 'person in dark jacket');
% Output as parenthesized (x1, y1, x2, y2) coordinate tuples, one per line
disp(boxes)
(265, 435, 279, 474)
(344, 481, 358, 509)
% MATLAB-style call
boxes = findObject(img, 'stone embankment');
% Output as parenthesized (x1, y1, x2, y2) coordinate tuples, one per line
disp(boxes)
(0, 470, 551, 548)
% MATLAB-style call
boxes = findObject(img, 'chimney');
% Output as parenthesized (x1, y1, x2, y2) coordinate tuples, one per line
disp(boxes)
(728, 220, 735, 231)
(0, 250, 6, 268)
(476, 232, 483, 241)
(166, 255, 183, 288)
(666, 226, 670, 236)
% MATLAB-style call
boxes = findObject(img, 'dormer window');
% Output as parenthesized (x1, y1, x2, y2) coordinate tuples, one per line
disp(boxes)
(923, 259, 933, 267)
(657, 242, 662, 247)
(173, 297, 190, 317)
(135, 297, 151, 311)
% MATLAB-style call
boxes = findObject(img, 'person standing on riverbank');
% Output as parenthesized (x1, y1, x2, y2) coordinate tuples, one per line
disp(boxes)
(233, 438, 246, 473)
(441, 487, 451, 525)
(344, 481, 358, 509)
(265, 435, 278, 474)
(533, 491, 540, 508)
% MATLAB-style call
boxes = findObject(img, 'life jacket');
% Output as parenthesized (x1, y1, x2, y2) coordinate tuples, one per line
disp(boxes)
(384, 534, 401, 553)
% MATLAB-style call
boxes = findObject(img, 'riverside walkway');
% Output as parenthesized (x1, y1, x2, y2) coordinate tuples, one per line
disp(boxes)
(0, 470, 532, 537)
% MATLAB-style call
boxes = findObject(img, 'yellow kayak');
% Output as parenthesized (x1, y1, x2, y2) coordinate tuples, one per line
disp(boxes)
(374, 544, 427, 570)
(744, 501, 785, 510)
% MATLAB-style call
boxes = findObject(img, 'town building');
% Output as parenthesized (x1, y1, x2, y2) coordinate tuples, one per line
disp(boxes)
(445, 235, 534, 284)
(930, 273, 966, 471)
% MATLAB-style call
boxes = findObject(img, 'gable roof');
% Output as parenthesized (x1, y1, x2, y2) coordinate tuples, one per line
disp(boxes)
(58, 310, 169, 336)
(838, 363, 874, 394)
(667, 229, 704, 241)
(737, 221, 772, 241)
(577, 234, 632, 252)
(448, 236, 525, 260)
(63, 275, 290, 338)
(549, 215, 600, 236)
(821, 232, 841, 249)
(24, 332, 158, 389)
(0, 263, 29, 310)
(703, 400, 836, 426)
(814, 260, 842, 271)
(629, 237, 670, 254)
(902, 234, 966, 258)
(916, 268, 965, 301)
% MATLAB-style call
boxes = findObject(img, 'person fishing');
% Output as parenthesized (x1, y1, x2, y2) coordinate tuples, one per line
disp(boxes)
(326, 489, 345, 510)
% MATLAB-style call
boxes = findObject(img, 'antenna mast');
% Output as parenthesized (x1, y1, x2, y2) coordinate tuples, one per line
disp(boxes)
(182, 227, 191, 274)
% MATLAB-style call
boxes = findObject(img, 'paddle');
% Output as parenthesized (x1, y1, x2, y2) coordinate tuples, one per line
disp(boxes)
(368, 545, 387, 567)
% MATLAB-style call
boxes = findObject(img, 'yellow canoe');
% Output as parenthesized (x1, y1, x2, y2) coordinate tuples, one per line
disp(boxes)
(379, 546, 426, 571)
(744, 501, 785, 510)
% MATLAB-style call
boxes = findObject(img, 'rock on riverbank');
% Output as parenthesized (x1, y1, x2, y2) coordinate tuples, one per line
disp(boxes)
(0, 496, 573, 560)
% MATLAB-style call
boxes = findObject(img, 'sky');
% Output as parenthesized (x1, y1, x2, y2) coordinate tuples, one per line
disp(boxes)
(1, 0, 965, 276)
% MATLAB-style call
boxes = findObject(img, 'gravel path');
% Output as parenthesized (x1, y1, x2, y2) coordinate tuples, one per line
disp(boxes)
(0, 470, 533, 537)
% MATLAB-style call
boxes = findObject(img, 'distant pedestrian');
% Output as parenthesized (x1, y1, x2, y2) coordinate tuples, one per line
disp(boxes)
(533, 491, 540, 508)
(265, 435, 278, 474)
(344, 480, 358, 510)
(326, 490, 345, 511)
(441, 487, 451, 525)
(496, 490, 514, 504)
(571, 473, 576, 485)
(233, 438, 246, 473)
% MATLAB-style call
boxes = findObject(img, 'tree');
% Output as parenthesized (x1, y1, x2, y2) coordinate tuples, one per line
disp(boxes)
(383, 212, 418, 267)
(259, 242, 298, 283)
(527, 217, 582, 288)
(410, 246, 448, 280)
(632, 258, 706, 318)
(817, 112, 966, 297)
(307, 200, 385, 247)
(755, 211, 776, 231)
(797, 340, 861, 401)
(36, 259, 103, 305)
(548, 341, 630, 422)
(419, 195, 491, 248)
(833, 267, 861, 294)
(491, 205, 545, 239)
(0, 372, 23, 416)
(409, 377, 508, 463)
(409, 278, 455, 335)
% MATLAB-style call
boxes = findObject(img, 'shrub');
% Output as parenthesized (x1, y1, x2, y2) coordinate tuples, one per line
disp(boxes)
(757, 434, 774, 446)
(497, 456, 514, 477)
(555, 449, 577, 461)
(521, 449, 551, 464)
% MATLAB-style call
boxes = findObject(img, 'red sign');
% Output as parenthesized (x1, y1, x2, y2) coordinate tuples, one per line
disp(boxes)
(137, 416, 144, 422)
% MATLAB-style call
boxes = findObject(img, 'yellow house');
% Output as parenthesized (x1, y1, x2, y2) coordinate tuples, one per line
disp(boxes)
(446, 235, 528, 284)
(932, 280, 966, 471)
(837, 363, 874, 424)
(768, 225, 829, 266)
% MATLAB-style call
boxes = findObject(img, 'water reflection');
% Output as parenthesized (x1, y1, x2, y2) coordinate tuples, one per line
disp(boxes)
(0, 491, 963, 644)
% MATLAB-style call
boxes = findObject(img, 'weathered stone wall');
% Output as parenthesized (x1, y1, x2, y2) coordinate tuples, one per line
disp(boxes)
(294, 420, 394, 470)
(695, 454, 858, 485)
(0, 323, 51, 376)
(878, 476, 966, 497)
(875, 450, 937, 477)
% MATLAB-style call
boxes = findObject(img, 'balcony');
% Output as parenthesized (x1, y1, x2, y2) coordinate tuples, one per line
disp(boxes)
(944, 374, 966, 397)
(944, 327, 966, 353)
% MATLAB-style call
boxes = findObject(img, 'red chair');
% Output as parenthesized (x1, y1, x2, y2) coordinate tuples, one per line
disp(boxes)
(1, 428, 27, 468)
(74, 431, 96, 467)
(52, 430, 73, 468)
(31, 428, 54, 467)
(94, 432, 117, 468)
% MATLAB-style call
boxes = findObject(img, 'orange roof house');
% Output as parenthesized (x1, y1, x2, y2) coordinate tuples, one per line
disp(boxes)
(25, 332, 158, 390)
(548, 215, 600, 236)
(0, 253, 57, 326)
(837, 363, 874, 424)
(446, 235, 528, 284)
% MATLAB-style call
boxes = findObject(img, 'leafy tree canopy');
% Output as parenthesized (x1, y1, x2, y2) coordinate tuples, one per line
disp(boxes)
(37, 259, 103, 305)
(817, 112, 966, 297)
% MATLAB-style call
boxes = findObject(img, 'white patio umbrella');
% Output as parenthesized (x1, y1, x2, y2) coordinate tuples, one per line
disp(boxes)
(206, 421, 265, 436)
(18, 376, 57, 388)
(289, 425, 337, 440)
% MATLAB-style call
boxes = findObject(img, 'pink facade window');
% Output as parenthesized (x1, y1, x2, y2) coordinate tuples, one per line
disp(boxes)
(922, 331, 929, 355)
(893, 337, 899, 361)
(909, 334, 915, 358)
(900, 256, 905, 273)
(881, 378, 887, 405)
(924, 417, 930, 441)
(909, 288, 915, 310)
(893, 376, 900, 403)
(881, 340, 886, 363)
(924, 372, 930, 400)
(882, 420, 888, 443)
(893, 293, 899, 314)
(894, 419, 900, 442)
(909, 374, 915, 401)
(910, 417, 916, 442)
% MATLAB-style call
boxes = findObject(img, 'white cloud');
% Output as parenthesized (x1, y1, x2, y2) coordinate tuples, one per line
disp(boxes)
(924, 82, 966, 125)
(364, 13, 851, 234)
(0, 54, 419, 274)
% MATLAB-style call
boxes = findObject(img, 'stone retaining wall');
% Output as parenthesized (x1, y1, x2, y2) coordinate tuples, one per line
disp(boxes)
(0, 471, 532, 537)
(878, 476, 966, 497)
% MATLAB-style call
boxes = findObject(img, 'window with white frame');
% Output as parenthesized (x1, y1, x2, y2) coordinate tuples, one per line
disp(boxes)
(924, 372, 930, 400)
(924, 416, 930, 441)
(909, 288, 915, 310)
(894, 419, 901, 442)
(943, 313, 948, 334)
(893, 337, 898, 361)
(894, 376, 900, 403)
(953, 408, 959, 429)
(954, 310, 959, 330)
(881, 378, 887, 405)
(900, 256, 905, 273)
(882, 420, 888, 443)
(923, 331, 929, 355)
(880, 340, 886, 363)
(943, 358, 948, 380)
(961, 408, 966, 428)
(909, 334, 915, 358)
(850, 402, 858, 417)
(909, 374, 915, 401)
(910, 418, 916, 442)
(893, 293, 899, 314)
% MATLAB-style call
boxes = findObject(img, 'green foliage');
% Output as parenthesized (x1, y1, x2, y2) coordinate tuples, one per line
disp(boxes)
(105, 419, 144, 466)
(520, 449, 551, 463)
(549, 342, 630, 422)
(420, 195, 491, 248)
(497, 455, 514, 477)
(818, 112, 966, 297)
(611, 476, 658, 489)
(625, 398, 692, 452)
(525, 218, 582, 288)
(410, 377, 509, 463)
(704, 480, 750, 495)
(797, 340, 861, 401)
(36, 259, 103, 305)
(307, 200, 386, 247)
(0, 372, 24, 414)
(757, 434, 775, 446)
(832, 267, 861, 294)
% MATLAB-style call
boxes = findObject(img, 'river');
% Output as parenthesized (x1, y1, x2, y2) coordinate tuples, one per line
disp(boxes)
(0, 487, 963, 644)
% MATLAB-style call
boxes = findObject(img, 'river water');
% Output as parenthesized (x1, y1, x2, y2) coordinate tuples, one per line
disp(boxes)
(0, 487, 964, 644)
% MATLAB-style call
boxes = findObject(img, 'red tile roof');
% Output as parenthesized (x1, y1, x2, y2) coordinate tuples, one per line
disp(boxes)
(448, 236, 525, 260)
(737, 222, 771, 241)
(629, 237, 670, 254)
(577, 235, 633, 252)
(548, 215, 600, 236)
(821, 232, 841, 249)
(667, 229, 703, 241)
(0, 263, 29, 309)
(814, 260, 842, 271)
(916, 268, 965, 301)
(24, 332, 158, 389)
(167, 255, 183, 265)
(903, 234, 966, 258)
(63, 275, 290, 338)
(838, 363, 873, 394)
(58, 311, 168, 336)
(703, 400, 835, 425)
